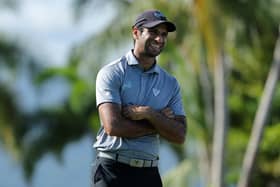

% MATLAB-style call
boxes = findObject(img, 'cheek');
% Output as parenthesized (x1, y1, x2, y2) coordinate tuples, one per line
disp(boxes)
(139, 36, 149, 45)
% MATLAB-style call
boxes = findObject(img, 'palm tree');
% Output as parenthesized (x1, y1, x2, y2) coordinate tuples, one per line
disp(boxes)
(237, 27, 280, 187)
(192, 1, 229, 186)
(2, 0, 279, 185)
(0, 0, 98, 180)
(69, 1, 280, 186)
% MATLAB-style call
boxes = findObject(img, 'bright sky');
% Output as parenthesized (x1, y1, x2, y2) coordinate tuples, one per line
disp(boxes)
(0, 0, 116, 113)
(0, 0, 116, 66)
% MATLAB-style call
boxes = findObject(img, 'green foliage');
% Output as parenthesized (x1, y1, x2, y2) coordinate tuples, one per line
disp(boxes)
(226, 129, 249, 183)
(0, 36, 98, 181)
(251, 123, 280, 186)
(0, 85, 21, 155)
(261, 124, 280, 158)
(21, 107, 90, 180)
(259, 124, 280, 178)
(35, 64, 97, 115)
(0, 37, 21, 68)
(70, 80, 92, 113)
(1, 0, 280, 186)
(270, 86, 280, 124)
(163, 159, 192, 187)
(35, 67, 78, 84)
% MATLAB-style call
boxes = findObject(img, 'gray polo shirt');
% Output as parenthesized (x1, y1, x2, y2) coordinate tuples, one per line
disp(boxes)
(94, 50, 185, 160)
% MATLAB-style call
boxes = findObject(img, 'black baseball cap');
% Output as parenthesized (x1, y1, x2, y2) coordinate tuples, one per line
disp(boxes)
(133, 10, 176, 32)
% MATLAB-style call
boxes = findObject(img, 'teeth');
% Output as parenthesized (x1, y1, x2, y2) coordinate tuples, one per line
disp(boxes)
(151, 44, 160, 49)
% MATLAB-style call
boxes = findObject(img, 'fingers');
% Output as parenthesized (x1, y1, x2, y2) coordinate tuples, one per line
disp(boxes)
(122, 105, 141, 120)
(122, 105, 151, 120)
(122, 106, 132, 118)
(161, 107, 175, 118)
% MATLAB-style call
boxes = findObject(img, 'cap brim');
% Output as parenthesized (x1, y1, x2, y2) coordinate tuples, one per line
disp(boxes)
(142, 21, 176, 32)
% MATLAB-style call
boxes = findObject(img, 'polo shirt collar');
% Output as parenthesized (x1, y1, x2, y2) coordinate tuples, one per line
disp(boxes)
(126, 50, 160, 74)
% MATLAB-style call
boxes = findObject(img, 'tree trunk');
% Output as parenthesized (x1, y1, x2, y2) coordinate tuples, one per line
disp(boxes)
(199, 45, 214, 130)
(237, 30, 280, 187)
(210, 50, 228, 187)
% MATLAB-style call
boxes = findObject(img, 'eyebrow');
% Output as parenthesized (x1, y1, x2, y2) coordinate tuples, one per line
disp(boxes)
(147, 28, 168, 35)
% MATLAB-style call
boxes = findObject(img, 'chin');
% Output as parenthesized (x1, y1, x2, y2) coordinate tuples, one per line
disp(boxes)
(147, 54, 159, 58)
(147, 50, 162, 58)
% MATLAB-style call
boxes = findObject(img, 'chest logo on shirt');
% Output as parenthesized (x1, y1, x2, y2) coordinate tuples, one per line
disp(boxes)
(153, 88, 160, 96)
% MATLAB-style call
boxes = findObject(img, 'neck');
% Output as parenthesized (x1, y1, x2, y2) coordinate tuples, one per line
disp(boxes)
(132, 50, 156, 71)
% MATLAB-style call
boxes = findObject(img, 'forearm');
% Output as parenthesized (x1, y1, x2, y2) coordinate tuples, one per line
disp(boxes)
(111, 118, 156, 138)
(147, 110, 186, 144)
(99, 103, 156, 138)
(122, 105, 187, 144)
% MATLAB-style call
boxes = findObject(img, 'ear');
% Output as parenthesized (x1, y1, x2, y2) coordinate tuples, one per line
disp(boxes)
(132, 27, 140, 40)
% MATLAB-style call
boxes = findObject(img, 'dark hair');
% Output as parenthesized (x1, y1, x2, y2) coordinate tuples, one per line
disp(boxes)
(137, 26, 144, 32)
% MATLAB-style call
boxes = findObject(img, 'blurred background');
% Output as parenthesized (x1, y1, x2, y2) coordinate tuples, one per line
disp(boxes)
(0, 0, 279, 187)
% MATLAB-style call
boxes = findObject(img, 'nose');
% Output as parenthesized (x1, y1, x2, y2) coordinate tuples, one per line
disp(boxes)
(155, 34, 166, 43)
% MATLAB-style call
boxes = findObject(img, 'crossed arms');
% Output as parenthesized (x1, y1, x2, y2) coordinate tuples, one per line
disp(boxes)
(98, 102, 187, 144)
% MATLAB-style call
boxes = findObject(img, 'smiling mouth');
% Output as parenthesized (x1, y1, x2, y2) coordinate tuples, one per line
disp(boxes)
(150, 43, 162, 51)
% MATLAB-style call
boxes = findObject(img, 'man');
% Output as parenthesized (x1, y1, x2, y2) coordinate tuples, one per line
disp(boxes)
(92, 9, 187, 187)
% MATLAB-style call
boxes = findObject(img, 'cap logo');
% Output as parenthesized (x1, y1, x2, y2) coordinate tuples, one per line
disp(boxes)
(153, 11, 166, 20)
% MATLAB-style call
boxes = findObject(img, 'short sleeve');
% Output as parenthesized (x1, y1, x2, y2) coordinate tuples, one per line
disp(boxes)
(168, 80, 185, 116)
(96, 65, 122, 107)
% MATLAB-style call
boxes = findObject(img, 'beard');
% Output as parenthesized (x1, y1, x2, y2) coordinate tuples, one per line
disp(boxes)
(143, 40, 164, 57)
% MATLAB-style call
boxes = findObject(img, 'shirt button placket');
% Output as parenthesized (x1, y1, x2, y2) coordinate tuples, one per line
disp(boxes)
(138, 73, 147, 104)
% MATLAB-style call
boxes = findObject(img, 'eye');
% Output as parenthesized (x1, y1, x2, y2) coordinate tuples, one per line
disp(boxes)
(161, 32, 168, 38)
(148, 29, 168, 38)
(148, 29, 158, 36)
